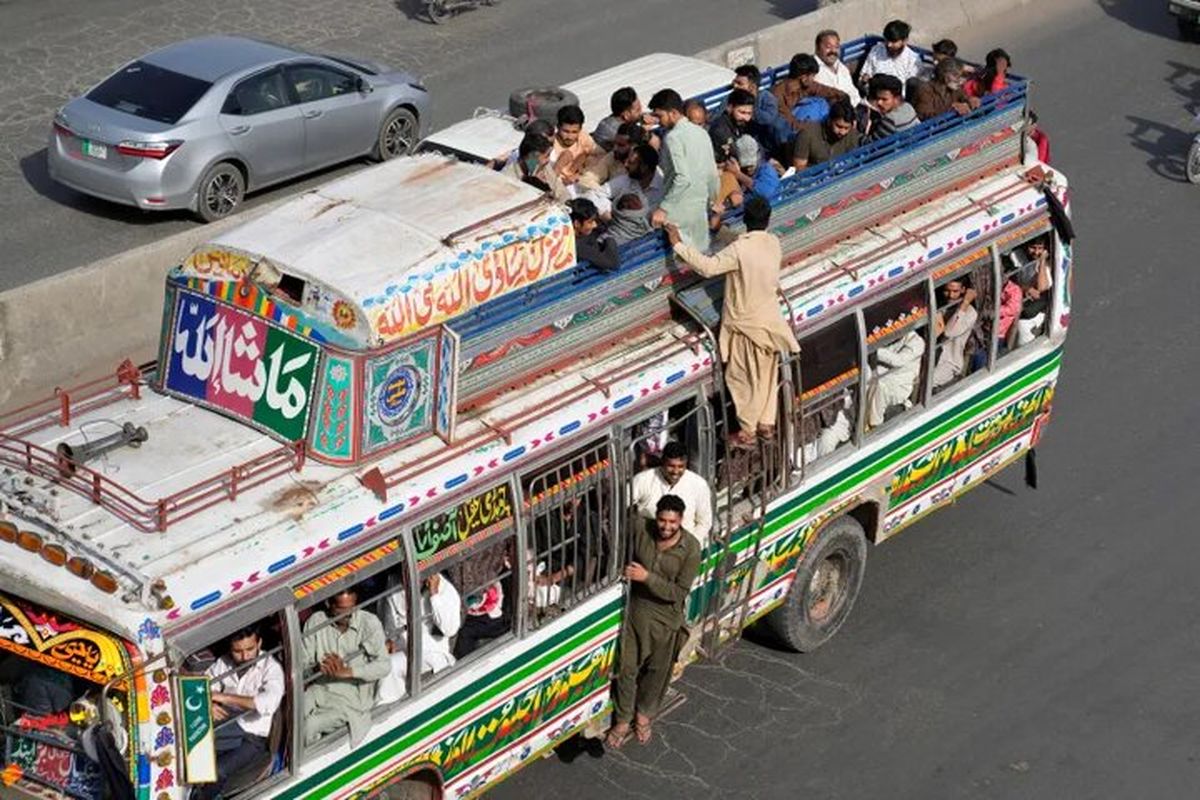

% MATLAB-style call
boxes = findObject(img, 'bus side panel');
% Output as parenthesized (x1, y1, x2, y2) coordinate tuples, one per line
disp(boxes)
(705, 348, 1063, 636)
(278, 591, 622, 800)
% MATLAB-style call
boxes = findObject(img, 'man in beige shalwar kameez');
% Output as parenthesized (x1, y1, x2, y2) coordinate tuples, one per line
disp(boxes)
(667, 196, 799, 447)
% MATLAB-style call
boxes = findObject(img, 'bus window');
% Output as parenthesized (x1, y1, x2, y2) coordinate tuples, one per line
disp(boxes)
(931, 258, 993, 394)
(863, 283, 931, 431)
(182, 615, 291, 799)
(295, 540, 407, 749)
(0, 593, 132, 800)
(998, 234, 1053, 356)
(437, 534, 517, 660)
(524, 439, 617, 628)
(796, 315, 861, 470)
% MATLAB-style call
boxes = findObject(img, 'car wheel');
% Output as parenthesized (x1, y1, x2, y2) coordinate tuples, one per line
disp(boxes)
(1186, 139, 1200, 185)
(427, 0, 450, 23)
(761, 514, 867, 652)
(195, 162, 245, 223)
(508, 86, 580, 124)
(373, 107, 420, 161)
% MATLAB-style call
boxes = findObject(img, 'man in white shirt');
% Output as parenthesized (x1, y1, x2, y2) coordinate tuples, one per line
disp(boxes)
(859, 19, 923, 88)
(631, 441, 713, 547)
(202, 626, 285, 798)
(379, 573, 462, 703)
(813, 30, 862, 108)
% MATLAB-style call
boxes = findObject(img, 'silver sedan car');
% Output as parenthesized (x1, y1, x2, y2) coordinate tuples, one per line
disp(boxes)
(48, 36, 431, 221)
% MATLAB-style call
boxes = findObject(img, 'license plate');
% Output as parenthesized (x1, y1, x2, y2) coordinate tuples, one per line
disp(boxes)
(82, 139, 107, 159)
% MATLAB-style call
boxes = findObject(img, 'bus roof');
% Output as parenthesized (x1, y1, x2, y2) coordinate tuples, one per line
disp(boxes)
(180, 154, 571, 347)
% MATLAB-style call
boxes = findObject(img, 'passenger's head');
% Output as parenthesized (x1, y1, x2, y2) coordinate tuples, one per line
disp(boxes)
(649, 88, 686, 129)
(882, 19, 912, 56)
(931, 39, 958, 63)
(659, 441, 689, 483)
(226, 626, 262, 666)
(815, 30, 841, 67)
(568, 198, 601, 236)
(943, 276, 971, 302)
(1025, 237, 1048, 260)
(628, 143, 659, 180)
(556, 105, 586, 147)
(982, 48, 1012, 82)
(734, 134, 759, 173)
(615, 193, 644, 212)
(654, 494, 687, 540)
(684, 99, 708, 127)
(327, 589, 358, 631)
(610, 86, 641, 121)
(726, 88, 756, 125)
(518, 132, 553, 172)
(787, 52, 820, 81)
(868, 74, 905, 113)
(524, 118, 555, 139)
(934, 58, 966, 91)
(732, 64, 762, 94)
(743, 195, 772, 232)
(613, 121, 644, 160)
(825, 99, 856, 139)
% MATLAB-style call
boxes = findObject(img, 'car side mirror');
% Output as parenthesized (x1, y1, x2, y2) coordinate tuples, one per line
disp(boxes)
(356, 76, 373, 94)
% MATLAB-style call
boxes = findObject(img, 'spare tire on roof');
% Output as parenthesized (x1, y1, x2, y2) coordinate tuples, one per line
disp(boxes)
(509, 86, 580, 125)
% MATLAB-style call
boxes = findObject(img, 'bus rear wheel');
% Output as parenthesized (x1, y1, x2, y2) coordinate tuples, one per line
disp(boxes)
(763, 515, 867, 652)
(370, 776, 438, 800)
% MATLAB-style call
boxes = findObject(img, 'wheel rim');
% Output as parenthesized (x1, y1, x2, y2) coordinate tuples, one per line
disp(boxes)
(205, 171, 240, 217)
(428, 1, 448, 21)
(384, 115, 415, 156)
(1187, 143, 1200, 183)
(805, 551, 849, 624)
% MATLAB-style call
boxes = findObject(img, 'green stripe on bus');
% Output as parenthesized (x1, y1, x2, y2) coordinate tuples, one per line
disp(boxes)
(285, 600, 623, 797)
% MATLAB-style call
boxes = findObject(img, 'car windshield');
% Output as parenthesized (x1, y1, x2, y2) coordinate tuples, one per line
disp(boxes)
(87, 60, 212, 124)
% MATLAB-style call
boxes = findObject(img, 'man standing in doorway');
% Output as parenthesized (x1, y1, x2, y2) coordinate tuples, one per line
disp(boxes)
(631, 441, 713, 547)
(648, 88, 720, 250)
(667, 196, 799, 448)
(607, 494, 701, 748)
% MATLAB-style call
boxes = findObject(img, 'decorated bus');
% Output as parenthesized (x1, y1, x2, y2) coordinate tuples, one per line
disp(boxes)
(0, 37, 1071, 800)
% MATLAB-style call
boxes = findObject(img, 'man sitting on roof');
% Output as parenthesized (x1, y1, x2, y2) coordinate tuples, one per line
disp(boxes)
(813, 30, 862, 107)
(569, 198, 621, 271)
(731, 64, 786, 154)
(911, 58, 980, 121)
(591, 143, 663, 219)
(593, 86, 646, 151)
(502, 131, 570, 202)
(866, 74, 920, 141)
(771, 54, 848, 138)
(577, 121, 643, 193)
(789, 99, 860, 171)
(552, 105, 597, 187)
(708, 88, 756, 165)
(859, 19, 923, 90)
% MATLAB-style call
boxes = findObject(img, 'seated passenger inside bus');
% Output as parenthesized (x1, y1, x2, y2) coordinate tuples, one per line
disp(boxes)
(864, 286, 929, 428)
(932, 276, 979, 390)
(378, 572, 462, 703)
(451, 538, 515, 658)
(999, 237, 1053, 352)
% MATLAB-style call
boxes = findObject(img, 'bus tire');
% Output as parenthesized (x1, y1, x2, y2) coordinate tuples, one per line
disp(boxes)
(373, 779, 437, 800)
(763, 515, 867, 652)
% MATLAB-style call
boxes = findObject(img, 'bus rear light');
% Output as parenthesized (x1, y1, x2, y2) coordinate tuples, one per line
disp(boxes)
(91, 570, 119, 594)
(40, 544, 68, 566)
(67, 556, 96, 580)
(16, 530, 43, 552)
(0, 521, 16, 543)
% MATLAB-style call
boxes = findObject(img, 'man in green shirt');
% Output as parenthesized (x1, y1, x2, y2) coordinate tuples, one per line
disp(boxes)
(789, 99, 861, 170)
(302, 588, 392, 746)
(606, 494, 701, 748)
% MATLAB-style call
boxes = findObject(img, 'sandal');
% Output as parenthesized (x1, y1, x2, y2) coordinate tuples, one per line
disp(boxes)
(728, 431, 757, 450)
(605, 723, 632, 749)
(634, 719, 653, 745)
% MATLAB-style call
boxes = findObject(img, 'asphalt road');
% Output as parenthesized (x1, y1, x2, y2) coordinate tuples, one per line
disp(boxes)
(490, 1, 1200, 798)
(0, 0, 817, 290)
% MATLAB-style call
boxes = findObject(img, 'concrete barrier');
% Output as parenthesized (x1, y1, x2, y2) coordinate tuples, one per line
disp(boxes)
(696, 0, 1036, 69)
(0, 0, 1038, 412)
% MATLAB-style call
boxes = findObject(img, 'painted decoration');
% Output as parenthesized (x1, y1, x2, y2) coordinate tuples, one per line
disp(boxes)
(363, 337, 436, 452)
(435, 328, 459, 443)
(311, 355, 356, 462)
(5, 734, 103, 798)
(177, 276, 328, 343)
(163, 290, 321, 442)
(0, 594, 129, 687)
(183, 247, 254, 280)
(412, 481, 515, 567)
(293, 540, 400, 600)
(177, 676, 216, 784)
(363, 210, 576, 342)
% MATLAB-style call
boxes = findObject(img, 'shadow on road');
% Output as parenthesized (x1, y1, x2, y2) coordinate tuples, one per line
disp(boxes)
(1126, 115, 1194, 182)
(1166, 59, 1200, 115)
(1096, 0, 1184, 39)
(762, 0, 820, 21)
(18, 148, 189, 226)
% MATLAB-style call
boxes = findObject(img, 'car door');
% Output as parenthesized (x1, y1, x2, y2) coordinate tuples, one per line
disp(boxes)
(284, 62, 379, 169)
(218, 67, 306, 187)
